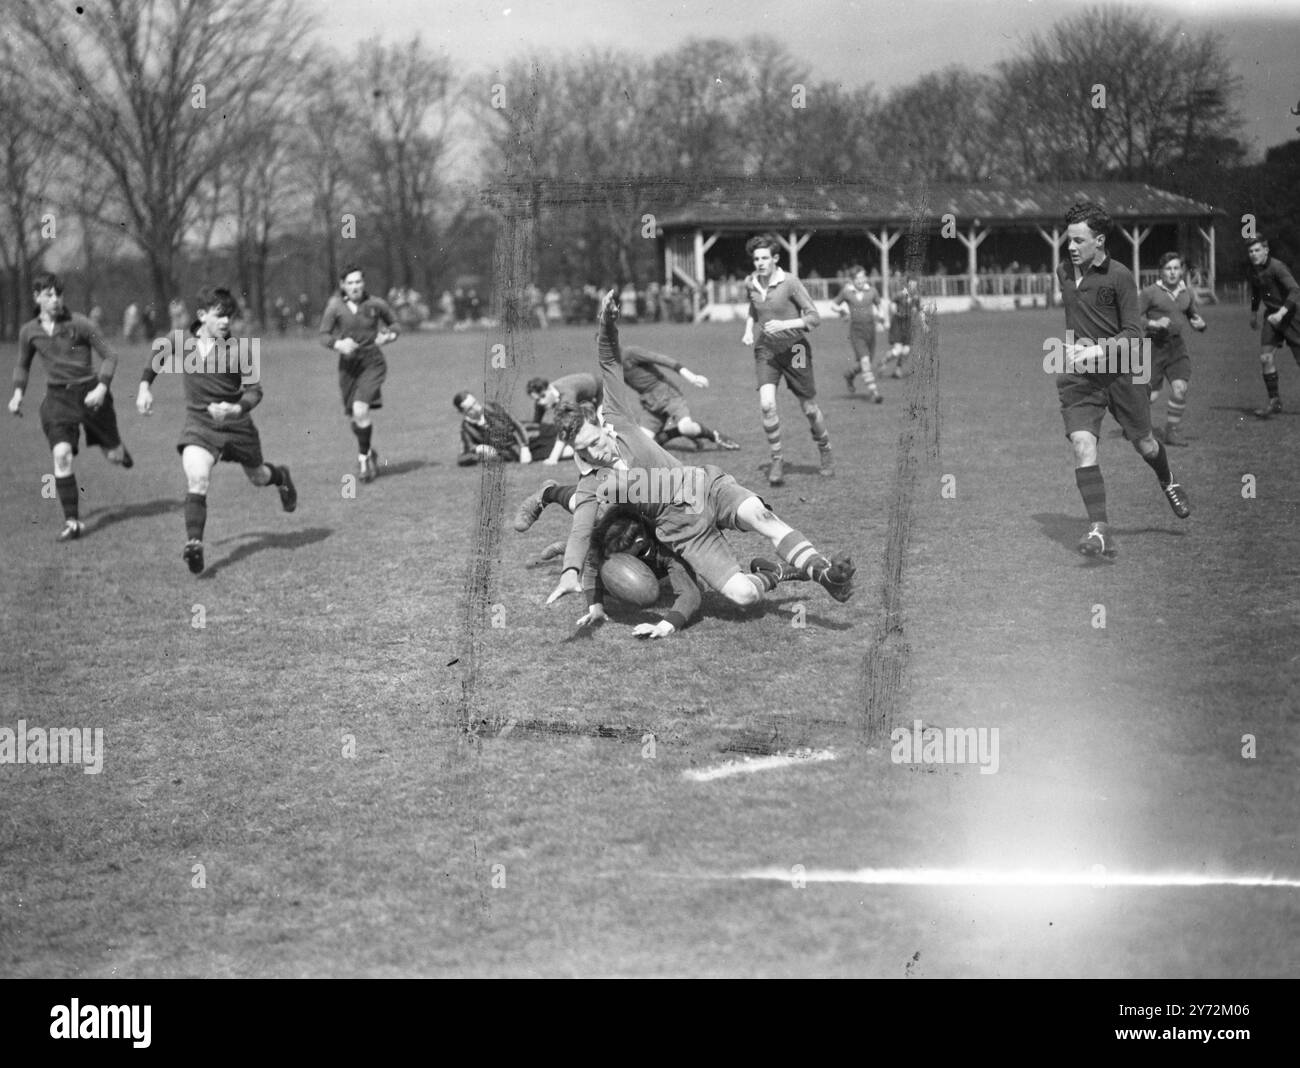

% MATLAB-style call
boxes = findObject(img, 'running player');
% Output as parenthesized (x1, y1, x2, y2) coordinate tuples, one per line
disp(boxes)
(1139, 251, 1206, 446)
(8, 273, 134, 542)
(137, 286, 297, 575)
(881, 276, 924, 378)
(740, 233, 832, 484)
(318, 265, 399, 482)
(1055, 202, 1189, 559)
(830, 265, 884, 401)
(547, 289, 853, 618)
(1245, 237, 1300, 419)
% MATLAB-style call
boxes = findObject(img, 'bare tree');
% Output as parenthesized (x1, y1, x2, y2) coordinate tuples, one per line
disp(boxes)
(13, 0, 312, 312)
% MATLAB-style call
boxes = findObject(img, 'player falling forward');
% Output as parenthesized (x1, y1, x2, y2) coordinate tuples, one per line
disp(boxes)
(619, 343, 739, 450)
(137, 286, 296, 575)
(318, 265, 399, 482)
(740, 233, 832, 484)
(1245, 237, 1300, 419)
(1055, 202, 1189, 559)
(1139, 251, 1206, 447)
(546, 289, 854, 622)
(8, 273, 134, 541)
(831, 265, 884, 401)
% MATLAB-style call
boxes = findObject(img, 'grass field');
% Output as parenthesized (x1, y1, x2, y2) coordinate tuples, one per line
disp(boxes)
(1, 304, 1296, 977)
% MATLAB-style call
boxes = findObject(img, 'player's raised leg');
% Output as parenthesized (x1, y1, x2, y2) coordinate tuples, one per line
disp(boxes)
(734, 495, 854, 601)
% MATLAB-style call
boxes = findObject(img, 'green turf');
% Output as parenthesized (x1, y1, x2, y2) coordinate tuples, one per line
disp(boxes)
(0, 308, 1295, 977)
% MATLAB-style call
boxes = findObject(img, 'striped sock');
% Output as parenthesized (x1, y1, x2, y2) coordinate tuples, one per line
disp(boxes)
(1166, 397, 1186, 429)
(55, 474, 79, 521)
(804, 405, 830, 448)
(776, 530, 830, 580)
(747, 570, 778, 594)
(762, 410, 782, 456)
(1074, 465, 1107, 524)
(184, 492, 207, 541)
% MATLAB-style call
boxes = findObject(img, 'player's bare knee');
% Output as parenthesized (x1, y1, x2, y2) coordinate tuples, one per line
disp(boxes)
(52, 445, 73, 476)
(187, 475, 209, 494)
(1170, 380, 1188, 402)
(1134, 434, 1159, 458)
(759, 400, 777, 417)
(351, 403, 371, 426)
(245, 464, 271, 486)
(677, 417, 699, 436)
(800, 400, 820, 418)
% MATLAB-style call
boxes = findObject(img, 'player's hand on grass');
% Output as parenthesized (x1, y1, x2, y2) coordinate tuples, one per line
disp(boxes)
(545, 568, 582, 605)
(84, 383, 107, 411)
(633, 620, 675, 639)
(8, 389, 22, 416)
(575, 603, 606, 629)
(542, 456, 559, 466)
(518, 445, 532, 465)
(136, 383, 153, 415)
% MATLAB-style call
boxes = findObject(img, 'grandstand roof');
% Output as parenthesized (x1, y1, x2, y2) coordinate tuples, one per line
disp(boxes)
(656, 181, 1218, 230)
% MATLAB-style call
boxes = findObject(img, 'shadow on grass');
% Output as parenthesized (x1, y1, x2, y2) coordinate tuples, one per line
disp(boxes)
(84, 497, 182, 534)
(1207, 403, 1286, 420)
(377, 458, 435, 479)
(1032, 511, 1187, 562)
(199, 526, 333, 579)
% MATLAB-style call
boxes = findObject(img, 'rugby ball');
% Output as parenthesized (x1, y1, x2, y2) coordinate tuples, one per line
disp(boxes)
(599, 553, 660, 607)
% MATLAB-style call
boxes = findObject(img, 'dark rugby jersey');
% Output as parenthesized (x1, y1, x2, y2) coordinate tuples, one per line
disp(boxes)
(1249, 257, 1300, 318)
(1056, 255, 1141, 363)
(318, 293, 398, 357)
(533, 372, 602, 424)
(621, 345, 682, 394)
(832, 283, 880, 329)
(745, 267, 820, 355)
(1139, 281, 1199, 346)
(459, 402, 528, 459)
(15, 310, 119, 390)
(140, 335, 263, 413)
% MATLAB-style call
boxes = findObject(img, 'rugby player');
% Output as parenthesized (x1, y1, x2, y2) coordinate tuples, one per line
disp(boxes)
(137, 286, 297, 575)
(8, 273, 134, 542)
(318, 265, 399, 482)
(830, 265, 884, 401)
(1055, 202, 1189, 560)
(1139, 251, 1206, 446)
(1245, 237, 1300, 419)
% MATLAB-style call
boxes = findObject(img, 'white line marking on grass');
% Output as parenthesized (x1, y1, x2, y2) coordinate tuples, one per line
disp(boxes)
(683, 749, 835, 782)
(731, 867, 1300, 888)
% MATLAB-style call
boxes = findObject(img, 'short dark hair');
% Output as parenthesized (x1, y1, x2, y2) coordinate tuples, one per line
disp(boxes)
(554, 401, 599, 444)
(849, 265, 866, 277)
(525, 376, 550, 396)
(745, 233, 780, 258)
(31, 272, 63, 295)
(339, 264, 363, 280)
(195, 285, 239, 318)
(1064, 201, 1112, 240)
(598, 508, 652, 561)
(1158, 251, 1183, 268)
(452, 391, 472, 411)
(1246, 237, 1269, 251)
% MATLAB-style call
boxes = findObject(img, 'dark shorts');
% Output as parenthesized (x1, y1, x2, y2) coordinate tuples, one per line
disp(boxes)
(528, 422, 559, 456)
(654, 465, 759, 591)
(339, 352, 386, 412)
(1260, 315, 1300, 352)
(1057, 373, 1152, 442)
(1149, 341, 1191, 392)
(40, 382, 122, 454)
(849, 325, 876, 361)
(755, 343, 817, 401)
(639, 382, 691, 431)
(889, 317, 912, 346)
(178, 412, 264, 467)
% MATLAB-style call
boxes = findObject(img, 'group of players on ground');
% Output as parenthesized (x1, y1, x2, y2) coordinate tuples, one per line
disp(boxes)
(9, 216, 1300, 618)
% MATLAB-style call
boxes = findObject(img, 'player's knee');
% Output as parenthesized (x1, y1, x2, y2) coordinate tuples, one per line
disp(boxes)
(351, 404, 370, 425)
(246, 464, 271, 486)
(800, 400, 821, 419)
(759, 400, 777, 417)
(1134, 434, 1159, 457)
(51, 446, 73, 475)
(721, 574, 761, 607)
(187, 475, 209, 494)
(677, 417, 699, 436)
(1170, 380, 1188, 401)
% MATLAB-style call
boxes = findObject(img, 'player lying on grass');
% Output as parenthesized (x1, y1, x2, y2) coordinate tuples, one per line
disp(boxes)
(9, 272, 135, 542)
(527, 373, 604, 464)
(454, 390, 535, 465)
(545, 289, 854, 615)
(137, 286, 297, 575)
(1139, 251, 1206, 447)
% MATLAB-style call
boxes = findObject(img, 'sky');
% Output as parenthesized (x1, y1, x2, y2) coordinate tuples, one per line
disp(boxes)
(320, 0, 1300, 158)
